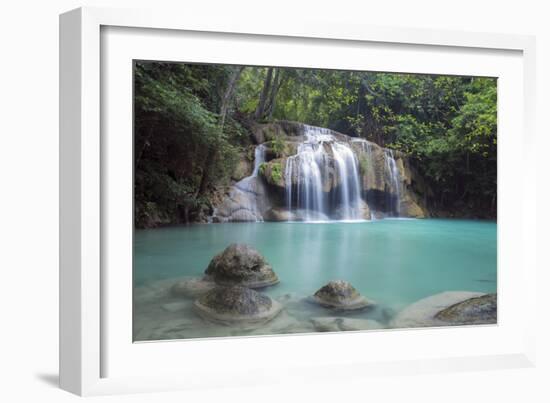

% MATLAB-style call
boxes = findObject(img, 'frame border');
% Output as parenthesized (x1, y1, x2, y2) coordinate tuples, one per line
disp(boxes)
(59, 6, 537, 396)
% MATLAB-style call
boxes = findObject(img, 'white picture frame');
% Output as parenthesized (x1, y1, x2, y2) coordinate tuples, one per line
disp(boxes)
(59, 6, 537, 396)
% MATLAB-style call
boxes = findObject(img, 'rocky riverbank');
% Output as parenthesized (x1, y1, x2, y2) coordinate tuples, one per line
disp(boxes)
(134, 243, 496, 341)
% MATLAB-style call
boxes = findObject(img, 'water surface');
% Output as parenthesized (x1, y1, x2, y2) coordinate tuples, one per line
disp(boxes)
(134, 219, 496, 340)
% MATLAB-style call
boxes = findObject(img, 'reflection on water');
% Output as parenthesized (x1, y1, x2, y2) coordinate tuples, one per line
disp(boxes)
(134, 219, 496, 340)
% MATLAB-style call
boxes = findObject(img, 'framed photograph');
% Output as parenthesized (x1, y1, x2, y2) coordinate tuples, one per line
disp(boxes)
(60, 6, 537, 396)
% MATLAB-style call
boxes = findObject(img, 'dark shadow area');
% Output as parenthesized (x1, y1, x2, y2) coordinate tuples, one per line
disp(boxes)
(35, 373, 59, 388)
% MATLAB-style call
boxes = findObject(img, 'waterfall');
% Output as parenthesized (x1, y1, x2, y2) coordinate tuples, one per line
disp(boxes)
(251, 144, 266, 176)
(285, 125, 363, 221)
(285, 129, 327, 221)
(213, 124, 413, 223)
(352, 139, 375, 220)
(384, 149, 401, 216)
(330, 142, 363, 219)
(212, 144, 266, 222)
(235, 144, 266, 194)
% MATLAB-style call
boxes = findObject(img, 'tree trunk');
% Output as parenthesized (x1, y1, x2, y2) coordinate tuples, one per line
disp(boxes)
(196, 148, 216, 197)
(254, 67, 273, 120)
(219, 66, 245, 129)
(135, 125, 154, 169)
(265, 69, 283, 119)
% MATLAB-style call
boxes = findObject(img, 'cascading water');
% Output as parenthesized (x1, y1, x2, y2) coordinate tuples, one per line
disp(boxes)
(235, 144, 265, 194)
(285, 130, 328, 221)
(251, 144, 266, 177)
(330, 142, 363, 219)
(213, 125, 412, 223)
(351, 138, 376, 220)
(285, 125, 364, 221)
(211, 144, 266, 222)
(384, 149, 401, 216)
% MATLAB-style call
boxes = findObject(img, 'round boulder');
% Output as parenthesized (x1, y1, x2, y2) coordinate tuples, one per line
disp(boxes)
(434, 293, 497, 325)
(194, 286, 282, 325)
(311, 280, 373, 310)
(205, 243, 279, 288)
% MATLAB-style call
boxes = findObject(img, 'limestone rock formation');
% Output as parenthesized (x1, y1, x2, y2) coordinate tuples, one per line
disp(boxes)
(263, 207, 295, 222)
(311, 280, 374, 310)
(333, 199, 371, 220)
(231, 151, 253, 182)
(214, 120, 431, 222)
(390, 291, 496, 328)
(263, 208, 330, 222)
(193, 286, 282, 325)
(204, 243, 279, 288)
(434, 293, 497, 325)
(260, 158, 286, 190)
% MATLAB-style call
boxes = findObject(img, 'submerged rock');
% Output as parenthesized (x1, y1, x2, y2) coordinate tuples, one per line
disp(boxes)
(263, 207, 295, 222)
(205, 243, 279, 288)
(310, 317, 383, 332)
(161, 301, 191, 313)
(170, 277, 217, 299)
(311, 280, 373, 310)
(264, 208, 330, 222)
(434, 293, 497, 325)
(390, 291, 495, 328)
(194, 286, 282, 325)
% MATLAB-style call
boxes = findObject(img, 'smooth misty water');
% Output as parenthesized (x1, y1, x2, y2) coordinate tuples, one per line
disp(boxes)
(134, 219, 496, 315)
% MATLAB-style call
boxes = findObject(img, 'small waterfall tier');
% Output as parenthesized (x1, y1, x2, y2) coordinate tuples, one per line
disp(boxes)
(211, 145, 269, 223)
(214, 121, 429, 223)
(284, 125, 365, 221)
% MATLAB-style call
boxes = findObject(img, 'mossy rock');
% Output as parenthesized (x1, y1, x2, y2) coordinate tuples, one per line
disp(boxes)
(260, 158, 286, 189)
(205, 243, 279, 288)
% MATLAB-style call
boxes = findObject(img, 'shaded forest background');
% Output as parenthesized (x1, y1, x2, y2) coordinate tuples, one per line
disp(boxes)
(134, 62, 497, 227)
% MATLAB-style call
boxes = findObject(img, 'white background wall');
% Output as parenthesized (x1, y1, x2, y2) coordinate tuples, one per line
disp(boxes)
(0, 0, 548, 401)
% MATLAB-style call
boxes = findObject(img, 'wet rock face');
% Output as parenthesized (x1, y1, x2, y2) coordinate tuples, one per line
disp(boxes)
(434, 293, 497, 325)
(215, 121, 432, 222)
(212, 176, 272, 223)
(194, 286, 282, 325)
(231, 152, 253, 182)
(333, 199, 371, 220)
(205, 243, 279, 288)
(312, 280, 372, 310)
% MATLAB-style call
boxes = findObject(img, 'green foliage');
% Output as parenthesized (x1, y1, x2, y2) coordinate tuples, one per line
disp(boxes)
(270, 162, 283, 184)
(269, 136, 286, 157)
(134, 62, 242, 227)
(135, 60, 497, 225)
(258, 162, 267, 176)
(358, 156, 369, 176)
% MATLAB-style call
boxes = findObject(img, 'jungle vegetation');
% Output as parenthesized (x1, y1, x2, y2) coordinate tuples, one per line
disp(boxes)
(134, 61, 497, 227)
